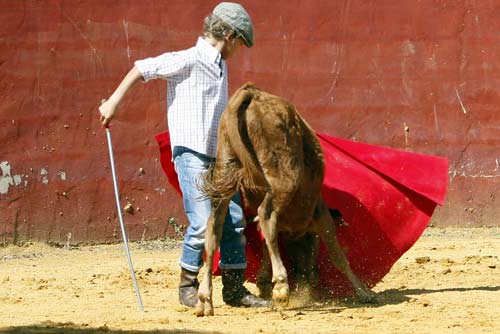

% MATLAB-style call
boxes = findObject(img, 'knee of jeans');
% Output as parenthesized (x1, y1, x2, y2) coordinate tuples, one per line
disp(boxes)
(226, 207, 244, 227)
(184, 232, 205, 250)
(184, 218, 207, 242)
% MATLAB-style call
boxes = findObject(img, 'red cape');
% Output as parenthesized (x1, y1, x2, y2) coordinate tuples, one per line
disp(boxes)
(155, 131, 448, 297)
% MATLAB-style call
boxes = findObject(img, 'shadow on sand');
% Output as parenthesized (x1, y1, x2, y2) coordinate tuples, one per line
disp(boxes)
(285, 285, 500, 314)
(0, 324, 223, 334)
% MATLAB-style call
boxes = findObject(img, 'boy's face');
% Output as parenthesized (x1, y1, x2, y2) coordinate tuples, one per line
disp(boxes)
(221, 37, 245, 60)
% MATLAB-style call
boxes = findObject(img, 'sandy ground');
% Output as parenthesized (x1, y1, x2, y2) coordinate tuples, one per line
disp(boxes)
(0, 228, 499, 334)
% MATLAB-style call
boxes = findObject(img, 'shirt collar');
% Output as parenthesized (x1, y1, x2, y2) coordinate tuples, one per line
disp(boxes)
(196, 37, 222, 64)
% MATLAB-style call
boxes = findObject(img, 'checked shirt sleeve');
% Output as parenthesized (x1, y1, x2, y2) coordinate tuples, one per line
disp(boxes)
(134, 48, 194, 82)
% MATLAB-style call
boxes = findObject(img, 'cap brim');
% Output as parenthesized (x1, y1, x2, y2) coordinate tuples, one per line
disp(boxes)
(237, 31, 252, 47)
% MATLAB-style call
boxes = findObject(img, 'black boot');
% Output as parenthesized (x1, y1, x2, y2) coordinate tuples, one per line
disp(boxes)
(179, 268, 199, 307)
(222, 269, 272, 307)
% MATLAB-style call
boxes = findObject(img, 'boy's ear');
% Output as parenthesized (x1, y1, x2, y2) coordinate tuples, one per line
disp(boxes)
(225, 30, 236, 41)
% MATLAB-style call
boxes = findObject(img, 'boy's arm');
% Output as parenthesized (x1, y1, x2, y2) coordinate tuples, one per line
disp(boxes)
(99, 66, 143, 127)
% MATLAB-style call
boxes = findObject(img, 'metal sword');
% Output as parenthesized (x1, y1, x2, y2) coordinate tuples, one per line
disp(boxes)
(105, 126, 145, 312)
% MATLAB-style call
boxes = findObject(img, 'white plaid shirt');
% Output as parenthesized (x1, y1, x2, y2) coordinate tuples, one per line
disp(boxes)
(135, 37, 228, 157)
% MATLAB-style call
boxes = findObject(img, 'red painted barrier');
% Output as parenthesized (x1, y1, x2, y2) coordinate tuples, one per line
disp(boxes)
(1, 1, 500, 243)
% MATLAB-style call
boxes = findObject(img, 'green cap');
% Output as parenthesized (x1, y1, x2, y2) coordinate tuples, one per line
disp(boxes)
(213, 2, 254, 47)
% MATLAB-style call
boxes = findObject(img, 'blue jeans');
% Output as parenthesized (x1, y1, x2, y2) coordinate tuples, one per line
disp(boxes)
(173, 146, 247, 272)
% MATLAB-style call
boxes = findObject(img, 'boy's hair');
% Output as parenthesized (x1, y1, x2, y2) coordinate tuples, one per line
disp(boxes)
(203, 14, 237, 40)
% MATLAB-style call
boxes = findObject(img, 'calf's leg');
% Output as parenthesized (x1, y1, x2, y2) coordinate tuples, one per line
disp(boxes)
(257, 193, 290, 306)
(195, 199, 230, 316)
(283, 233, 320, 294)
(313, 200, 378, 303)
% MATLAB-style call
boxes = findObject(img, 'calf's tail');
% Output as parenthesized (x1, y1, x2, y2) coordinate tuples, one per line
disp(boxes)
(224, 83, 264, 191)
(203, 83, 265, 201)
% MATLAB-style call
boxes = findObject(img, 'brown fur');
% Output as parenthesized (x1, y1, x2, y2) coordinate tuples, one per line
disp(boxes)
(196, 83, 376, 316)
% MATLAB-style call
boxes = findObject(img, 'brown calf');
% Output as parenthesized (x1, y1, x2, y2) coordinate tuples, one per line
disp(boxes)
(195, 83, 376, 316)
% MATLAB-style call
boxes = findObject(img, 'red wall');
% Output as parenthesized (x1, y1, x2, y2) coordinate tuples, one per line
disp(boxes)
(1, 0, 500, 243)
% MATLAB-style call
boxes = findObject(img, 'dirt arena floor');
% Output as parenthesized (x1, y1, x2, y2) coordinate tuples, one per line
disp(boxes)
(0, 227, 499, 334)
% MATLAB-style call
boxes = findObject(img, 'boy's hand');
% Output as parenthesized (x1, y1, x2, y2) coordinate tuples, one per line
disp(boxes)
(99, 98, 117, 128)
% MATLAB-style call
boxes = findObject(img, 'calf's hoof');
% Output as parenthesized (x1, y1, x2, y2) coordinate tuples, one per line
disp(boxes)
(356, 288, 379, 304)
(194, 299, 214, 317)
(272, 282, 290, 306)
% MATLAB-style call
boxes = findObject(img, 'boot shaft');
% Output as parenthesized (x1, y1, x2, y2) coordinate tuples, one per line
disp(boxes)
(222, 269, 272, 307)
(179, 268, 199, 288)
(179, 268, 199, 307)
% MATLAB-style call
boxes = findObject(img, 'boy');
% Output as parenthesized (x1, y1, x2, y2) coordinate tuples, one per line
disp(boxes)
(99, 2, 269, 308)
